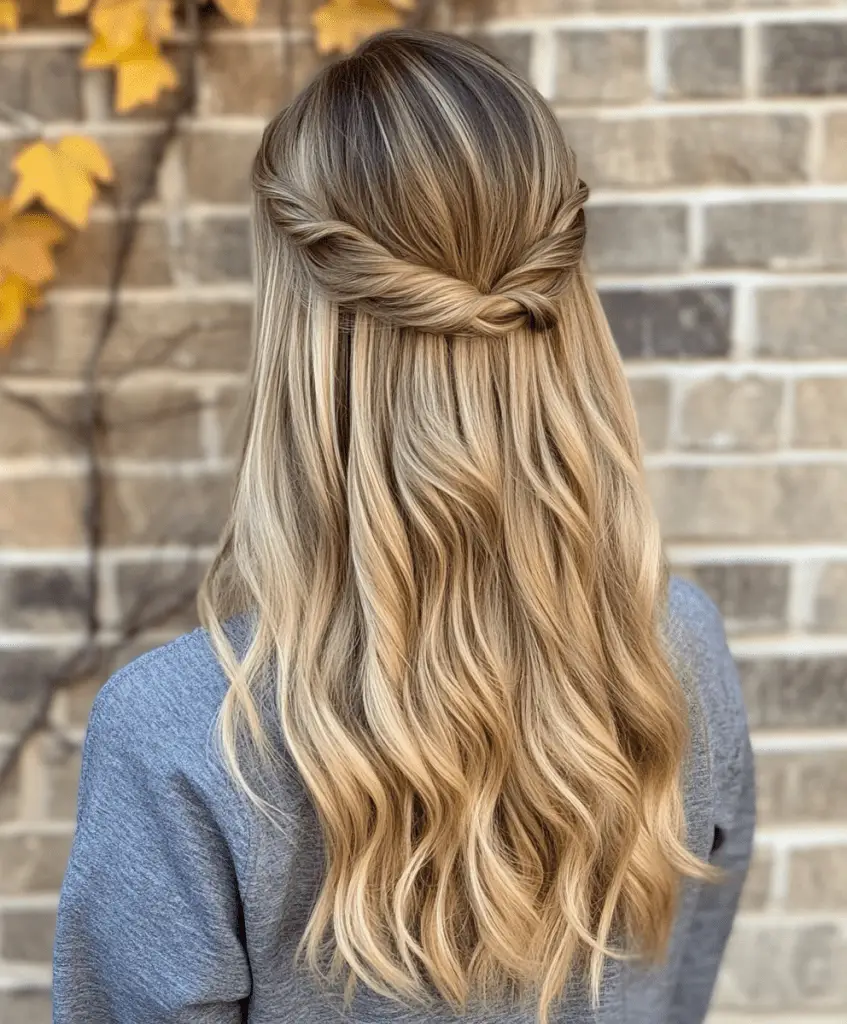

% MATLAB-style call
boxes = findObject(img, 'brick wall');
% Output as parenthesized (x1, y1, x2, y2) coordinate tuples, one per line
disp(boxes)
(1, 1, 847, 1021)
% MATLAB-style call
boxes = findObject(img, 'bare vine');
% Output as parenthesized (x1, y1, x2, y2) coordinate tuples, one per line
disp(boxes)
(0, 0, 211, 788)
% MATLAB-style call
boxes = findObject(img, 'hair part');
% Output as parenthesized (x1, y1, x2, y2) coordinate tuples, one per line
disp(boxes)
(199, 27, 715, 1024)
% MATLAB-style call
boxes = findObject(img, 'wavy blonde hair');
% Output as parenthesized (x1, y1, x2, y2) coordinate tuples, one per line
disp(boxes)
(199, 27, 713, 1024)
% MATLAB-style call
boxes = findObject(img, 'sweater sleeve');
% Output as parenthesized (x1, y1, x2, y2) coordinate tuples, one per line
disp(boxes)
(668, 602, 757, 1024)
(52, 666, 253, 1023)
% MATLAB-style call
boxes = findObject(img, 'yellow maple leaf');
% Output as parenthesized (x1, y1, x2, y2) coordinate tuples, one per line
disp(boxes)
(82, 32, 121, 67)
(90, 0, 174, 48)
(0, 0, 18, 30)
(214, 0, 259, 26)
(0, 273, 41, 348)
(390, 0, 415, 9)
(0, 210, 67, 285)
(56, 135, 115, 186)
(9, 137, 115, 228)
(312, 0, 402, 55)
(84, 32, 179, 112)
(115, 46, 178, 111)
(55, 0, 90, 14)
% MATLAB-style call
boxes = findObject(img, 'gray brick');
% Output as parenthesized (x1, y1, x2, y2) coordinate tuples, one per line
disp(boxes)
(467, 32, 533, 81)
(215, 386, 247, 458)
(0, 477, 85, 548)
(602, 288, 732, 359)
(115, 558, 204, 633)
(183, 128, 262, 203)
(665, 27, 743, 99)
(490, 0, 844, 12)
(85, 129, 165, 207)
(651, 464, 847, 541)
(713, 921, 847, 1011)
(585, 204, 688, 273)
(0, 752, 21, 822)
(39, 732, 83, 820)
(0, 649, 65, 734)
(739, 657, 847, 730)
(813, 562, 847, 633)
(0, 908, 57, 962)
(757, 287, 847, 359)
(554, 30, 648, 104)
(649, 465, 780, 540)
(0, 46, 81, 120)
(0, 833, 73, 894)
(64, 676, 103, 729)
(7, 297, 253, 378)
(756, 750, 847, 824)
(761, 24, 847, 96)
(677, 376, 783, 451)
(198, 38, 326, 117)
(563, 114, 808, 189)
(0, 390, 81, 457)
(562, 116, 660, 187)
(740, 845, 772, 911)
(0, 565, 88, 632)
(0, 991, 52, 1024)
(673, 563, 789, 635)
(793, 378, 847, 448)
(778, 465, 847, 540)
(0, 136, 17, 192)
(187, 216, 252, 283)
(103, 470, 231, 547)
(788, 847, 847, 910)
(822, 113, 847, 181)
(628, 378, 669, 452)
(102, 386, 205, 459)
(53, 217, 172, 289)
(669, 114, 807, 187)
(705, 203, 847, 270)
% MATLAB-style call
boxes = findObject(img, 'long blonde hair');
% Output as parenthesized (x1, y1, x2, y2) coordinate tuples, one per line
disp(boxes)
(199, 28, 712, 1024)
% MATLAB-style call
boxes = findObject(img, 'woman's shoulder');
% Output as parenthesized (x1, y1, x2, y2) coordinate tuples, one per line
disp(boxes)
(83, 617, 276, 818)
(89, 625, 233, 751)
(664, 572, 747, 724)
(665, 574, 738, 690)
(665, 573, 727, 654)
(89, 611, 258, 735)
(665, 573, 753, 826)
(86, 617, 306, 828)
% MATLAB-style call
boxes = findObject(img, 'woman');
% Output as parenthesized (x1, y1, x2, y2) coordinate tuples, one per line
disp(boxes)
(52, 28, 755, 1024)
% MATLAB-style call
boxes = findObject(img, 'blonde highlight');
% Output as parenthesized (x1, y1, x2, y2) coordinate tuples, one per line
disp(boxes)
(199, 28, 714, 1024)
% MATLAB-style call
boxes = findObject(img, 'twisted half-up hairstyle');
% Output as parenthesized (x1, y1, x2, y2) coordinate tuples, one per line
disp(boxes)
(199, 27, 713, 1024)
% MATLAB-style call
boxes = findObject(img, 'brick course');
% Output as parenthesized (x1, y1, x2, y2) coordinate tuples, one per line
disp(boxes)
(665, 26, 743, 99)
(2, 6, 847, 1023)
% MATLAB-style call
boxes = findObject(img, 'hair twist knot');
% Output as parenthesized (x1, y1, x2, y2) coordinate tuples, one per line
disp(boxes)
(259, 178, 589, 337)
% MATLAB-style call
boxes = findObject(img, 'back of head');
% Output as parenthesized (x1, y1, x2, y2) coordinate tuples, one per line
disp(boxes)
(200, 28, 711, 1024)
(251, 28, 587, 339)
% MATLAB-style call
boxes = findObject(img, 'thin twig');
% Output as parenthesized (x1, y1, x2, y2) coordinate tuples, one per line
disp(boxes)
(0, 99, 42, 135)
(0, 389, 77, 437)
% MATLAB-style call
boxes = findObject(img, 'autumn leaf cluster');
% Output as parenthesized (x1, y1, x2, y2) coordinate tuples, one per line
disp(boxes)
(60, 0, 260, 112)
(0, 138, 115, 344)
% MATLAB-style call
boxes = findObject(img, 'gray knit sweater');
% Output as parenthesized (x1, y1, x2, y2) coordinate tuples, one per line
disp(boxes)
(52, 575, 755, 1023)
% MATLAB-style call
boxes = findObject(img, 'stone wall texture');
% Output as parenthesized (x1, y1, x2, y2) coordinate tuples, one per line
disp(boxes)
(2, 0, 847, 1021)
